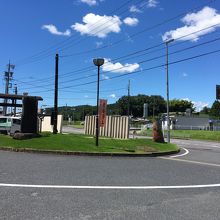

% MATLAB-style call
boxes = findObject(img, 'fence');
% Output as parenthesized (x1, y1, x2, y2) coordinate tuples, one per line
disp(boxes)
(84, 115, 129, 139)
(173, 125, 220, 131)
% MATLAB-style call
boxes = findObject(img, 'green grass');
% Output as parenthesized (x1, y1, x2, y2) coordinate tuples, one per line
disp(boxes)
(139, 129, 220, 142)
(170, 130, 220, 141)
(0, 133, 178, 154)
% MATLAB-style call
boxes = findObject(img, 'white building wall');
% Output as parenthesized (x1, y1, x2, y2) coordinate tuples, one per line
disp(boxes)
(40, 115, 63, 133)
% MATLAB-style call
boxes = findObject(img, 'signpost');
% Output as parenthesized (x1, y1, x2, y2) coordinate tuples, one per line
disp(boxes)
(216, 85, 220, 100)
(99, 99, 107, 127)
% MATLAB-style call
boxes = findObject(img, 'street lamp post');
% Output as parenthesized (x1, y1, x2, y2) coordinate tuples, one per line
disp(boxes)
(93, 58, 105, 146)
(165, 39, 174, 143)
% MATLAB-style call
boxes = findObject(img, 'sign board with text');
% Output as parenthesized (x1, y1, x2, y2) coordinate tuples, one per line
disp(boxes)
(99, 99, 107, 127)
(216, 85, 220, 100)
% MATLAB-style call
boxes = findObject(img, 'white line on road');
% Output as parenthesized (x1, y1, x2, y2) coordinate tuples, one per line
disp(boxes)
(0, 183, 220, 189)
(169, 147, 189, 158)
(209, 145, 220, 149)
(161, 157, 220, 167)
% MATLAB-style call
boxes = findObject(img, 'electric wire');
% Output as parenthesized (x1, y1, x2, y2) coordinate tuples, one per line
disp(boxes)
(16, 25, 220, 90)
(28, 46, 220, 94)
(15, 0, 215, 67)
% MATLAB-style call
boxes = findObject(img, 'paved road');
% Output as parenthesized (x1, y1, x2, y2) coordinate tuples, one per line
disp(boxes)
(171, 139, 220, 165)
(62, 126, 84, 134)
(0, 137, 220, 220)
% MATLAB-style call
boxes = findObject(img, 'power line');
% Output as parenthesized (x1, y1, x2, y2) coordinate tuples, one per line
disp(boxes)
(18, 31, 220, 91)
(60, 0, 216, 58)
(58, 47, 220, 89)
(15, 21, 220, 88)
(15, 0, 215, 67)
(15, 0, 145, 67)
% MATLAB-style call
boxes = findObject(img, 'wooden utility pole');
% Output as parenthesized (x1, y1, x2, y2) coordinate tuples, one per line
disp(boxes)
(53, 53, 59, 134)
(13, 84, 17, 116)
(127, 80, 130, 117)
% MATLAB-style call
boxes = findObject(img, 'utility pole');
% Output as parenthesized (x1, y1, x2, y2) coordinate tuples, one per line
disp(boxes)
(13, 84, 18, 116)
(53, 53, 59, 134)
(153, 98, 155, 119)
(165, 39, 174, 143)
(127, 80, 130, 117)
(3, 61, 15, 115)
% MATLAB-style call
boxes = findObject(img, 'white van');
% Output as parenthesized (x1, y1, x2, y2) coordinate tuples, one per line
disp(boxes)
(0, 116, 21, 135)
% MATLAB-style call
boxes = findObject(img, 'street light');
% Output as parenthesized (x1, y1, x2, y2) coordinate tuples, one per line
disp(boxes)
(93, 58, 105, 146)
(165, 38, 174, 143)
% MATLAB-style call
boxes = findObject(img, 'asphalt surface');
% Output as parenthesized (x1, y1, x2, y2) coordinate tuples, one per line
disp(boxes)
(62, 126, 84, 134)
(0, 133, 220, 219)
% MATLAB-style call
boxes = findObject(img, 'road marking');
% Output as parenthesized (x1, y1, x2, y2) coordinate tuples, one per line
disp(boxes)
(161, 157, 220, 167)
(209, 145, 220, 149)
(169, 147, 189, 158)
(0, 183, 220, 189)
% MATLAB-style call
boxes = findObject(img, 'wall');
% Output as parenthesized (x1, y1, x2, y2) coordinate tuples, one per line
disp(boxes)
(85, 115, 129, 139)
(174, 116, 209, 130)
(40, 115, 63, 133)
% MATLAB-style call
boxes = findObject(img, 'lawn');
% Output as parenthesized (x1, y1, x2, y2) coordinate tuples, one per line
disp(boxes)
(139, 129, 220, 142)
(0, 133, 178, 154)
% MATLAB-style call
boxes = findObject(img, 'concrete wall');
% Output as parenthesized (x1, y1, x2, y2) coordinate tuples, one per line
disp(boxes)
(85, 115, 129, 139)
(174, 116, 209, 130)
(40, 115, 63, 133)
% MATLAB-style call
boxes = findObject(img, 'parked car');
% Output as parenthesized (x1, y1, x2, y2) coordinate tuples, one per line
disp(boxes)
(0, 116, 21, 135)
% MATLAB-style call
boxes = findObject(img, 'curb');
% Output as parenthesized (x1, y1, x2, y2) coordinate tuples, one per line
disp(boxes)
(0, 147, 180, 157)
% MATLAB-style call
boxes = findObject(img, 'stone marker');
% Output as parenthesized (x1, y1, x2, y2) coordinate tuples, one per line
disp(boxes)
(152, 120, 164, 143)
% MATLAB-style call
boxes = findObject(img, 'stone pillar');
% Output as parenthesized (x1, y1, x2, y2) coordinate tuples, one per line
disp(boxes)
(152, 120, 164, 143)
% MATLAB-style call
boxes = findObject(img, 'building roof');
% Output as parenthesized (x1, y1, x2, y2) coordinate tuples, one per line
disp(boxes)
(0, 93, 43, 101)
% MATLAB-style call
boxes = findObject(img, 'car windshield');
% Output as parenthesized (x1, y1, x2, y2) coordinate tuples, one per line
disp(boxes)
(0, 118, 7, 123)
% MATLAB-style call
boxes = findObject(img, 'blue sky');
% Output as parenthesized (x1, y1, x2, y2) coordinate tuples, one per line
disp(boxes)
(1, 0, 220, 111)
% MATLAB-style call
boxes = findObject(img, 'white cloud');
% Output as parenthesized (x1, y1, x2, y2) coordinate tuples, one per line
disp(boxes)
(80, 0, 97, 6)
(42, 24, 71, 36)
(102, 58, 140, 73)
(123, 17, 139, 26)
(182, 72, 188, 77)
(192, 101, 209, 112)
(129, 5, 142, 13)
(79, 0, 104, 6)
(84, 95, 89, 98)
(147, 0, 158, 8)
(182, 98, 190, 102)
(109, 94, 116, 98)
(101, 74, 109, 80)
(183, 98, 209, 111)
(71, 13, 122, 38)
(162, 7, 220, 42)
(95, 41, 103, 48)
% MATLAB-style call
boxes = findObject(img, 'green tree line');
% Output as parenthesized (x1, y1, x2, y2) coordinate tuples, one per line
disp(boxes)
(45, 94, 197, 121)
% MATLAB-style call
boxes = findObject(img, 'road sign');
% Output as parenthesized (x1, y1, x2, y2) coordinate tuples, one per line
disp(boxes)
(216, 85, 220, 99)
(99, 99, 107, 127)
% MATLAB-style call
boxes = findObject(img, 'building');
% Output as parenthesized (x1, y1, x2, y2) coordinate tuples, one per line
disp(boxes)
(162, 111, 210, 130)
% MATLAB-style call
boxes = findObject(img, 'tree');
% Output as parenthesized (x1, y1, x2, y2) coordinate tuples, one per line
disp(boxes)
(116, 94, 166, 117)
(210, 100, 220, 118)
(169, 99, 194, 113)
(200, 106, 211, 115)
